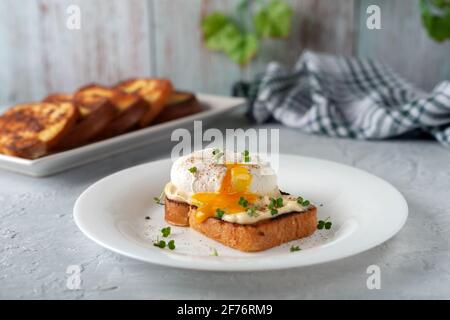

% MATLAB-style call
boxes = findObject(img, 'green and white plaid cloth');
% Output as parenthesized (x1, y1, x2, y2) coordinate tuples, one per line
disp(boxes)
(248, 51, 450, 147)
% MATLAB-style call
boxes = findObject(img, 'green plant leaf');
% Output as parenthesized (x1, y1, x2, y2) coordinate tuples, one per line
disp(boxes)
(420, 0, 450, 42)
(225, 33, 259, 66)
(253, 0, 293, 38)
(201, 12, 241, 51)
(201, 12, 259, 66)
(201, 12, 228, 39)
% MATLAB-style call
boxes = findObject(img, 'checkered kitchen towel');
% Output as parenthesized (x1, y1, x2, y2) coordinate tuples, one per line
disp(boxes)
(247, 51, 450, 147)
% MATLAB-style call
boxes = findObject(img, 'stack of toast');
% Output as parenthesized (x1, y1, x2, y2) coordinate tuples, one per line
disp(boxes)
(0, 79, 203, 159)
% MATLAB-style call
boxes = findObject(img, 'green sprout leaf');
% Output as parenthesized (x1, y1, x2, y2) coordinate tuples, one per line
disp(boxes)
(238, 196, 249, 208)
(161, 226, 171, 238)
(246, 206, 258, 217)
(153, 240, 166, 249)
(216, 208, 225, 219)
(420, 0, 450, 42)
(153, 191, 165, 205)
(253, 0, 293, 38)
(276, 197, 284, 208)
(189, 166, 197, 174)
(317, 217, 332, 230)
(168, 240, 176, 250)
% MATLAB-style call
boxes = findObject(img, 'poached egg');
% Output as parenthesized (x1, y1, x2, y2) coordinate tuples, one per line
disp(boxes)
(164, 148, 308, 224)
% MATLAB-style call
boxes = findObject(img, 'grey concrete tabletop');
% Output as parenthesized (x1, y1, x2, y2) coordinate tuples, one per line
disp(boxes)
(1, 109, 449, 299)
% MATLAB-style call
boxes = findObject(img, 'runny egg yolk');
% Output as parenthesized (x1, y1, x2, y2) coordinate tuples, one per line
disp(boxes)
(191, 164, 257, 223)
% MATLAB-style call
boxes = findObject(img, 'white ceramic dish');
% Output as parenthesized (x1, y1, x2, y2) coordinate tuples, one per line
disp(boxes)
(0, 94, 245, 177)
(74, 154, 408, 272)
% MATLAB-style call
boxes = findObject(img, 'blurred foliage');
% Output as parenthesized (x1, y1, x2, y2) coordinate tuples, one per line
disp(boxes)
(253, 0, 293, 38)
(201, 0, 293, 66)
(420, 0, 450, 42)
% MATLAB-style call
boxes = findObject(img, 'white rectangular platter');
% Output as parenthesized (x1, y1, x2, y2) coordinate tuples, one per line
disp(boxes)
(0, 94, 246, 177)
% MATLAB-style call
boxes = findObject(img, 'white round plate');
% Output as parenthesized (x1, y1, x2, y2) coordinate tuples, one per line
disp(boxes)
(74, 155, 408, 271)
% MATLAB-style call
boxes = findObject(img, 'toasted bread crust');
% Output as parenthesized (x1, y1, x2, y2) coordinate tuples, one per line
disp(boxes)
(53, 101, 116, 150)
(44, 88, 118, 150)
(165, 197, 317, 252)
(43, 93, 74, 103)
(96, 97, 148, 139)
(189, 207, 317, 252)
(165, 197, 191, 226)
(153, 91, 203, 124)
(0, 102, 78, 159)
(75, 84, 152, 139)
(115, 78, 173, 127)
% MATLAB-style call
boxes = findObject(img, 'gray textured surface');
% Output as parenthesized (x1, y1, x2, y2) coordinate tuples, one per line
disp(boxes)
(1, 110, 449, 299)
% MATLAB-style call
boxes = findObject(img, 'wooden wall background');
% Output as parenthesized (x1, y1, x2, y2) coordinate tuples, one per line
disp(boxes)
(0, 0, 449, 105)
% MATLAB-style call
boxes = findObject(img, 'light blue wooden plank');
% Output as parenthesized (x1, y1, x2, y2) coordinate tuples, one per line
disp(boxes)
(152, 0, 356, 92)
(248, 0, 356, 80)
(0, 0, 153, 105)
(151, 0, 242, 95)
(357, 0, 450, 91)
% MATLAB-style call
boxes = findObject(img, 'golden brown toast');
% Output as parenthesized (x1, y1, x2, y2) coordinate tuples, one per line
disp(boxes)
(115, 78, 173, 127)
(189, 206, 317, 252)
(0, 102, 78, 159)
(165, 197, 317, 252)
(165, 197, 192, 226)
(43, 93, 74, 103)
(153, 91, 203, 124)
(78, 85, 148, 139)
(47, 86, 117, 150)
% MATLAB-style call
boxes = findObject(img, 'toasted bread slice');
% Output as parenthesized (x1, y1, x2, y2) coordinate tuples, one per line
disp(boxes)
(86, 86, 148, 139)
(115, 78, 173, 127)
(153, 91, 203, 124)
(164, 197, 317, 252)
(189, 206, 317, 252)
(165, 197, 192, 226)
(43, 93, 74, 103)
(56, 102, 116, 150)
(0, 102, 78, 159)
(47, 86, 117, 150)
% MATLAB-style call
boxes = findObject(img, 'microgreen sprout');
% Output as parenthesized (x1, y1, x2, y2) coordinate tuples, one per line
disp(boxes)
(238, 196, 249, 208)
(161, 226, 171, 238)
(153, 191, 165, 205)
(242, 150, 251, 162)
(246, 206, 257, 217)
(276, 197, 283, 207)
(216, 208, 225, 219)
(153, 240, 166, 249)
(189, 166, 197, 174)
(317, 217, 332, 230)
(211, 248, 219, 256)
(297, 196, 310, 207)
(213, 150, 224, 162)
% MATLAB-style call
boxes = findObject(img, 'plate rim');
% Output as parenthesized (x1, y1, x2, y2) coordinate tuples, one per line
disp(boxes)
(73, 154, 409, 272)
